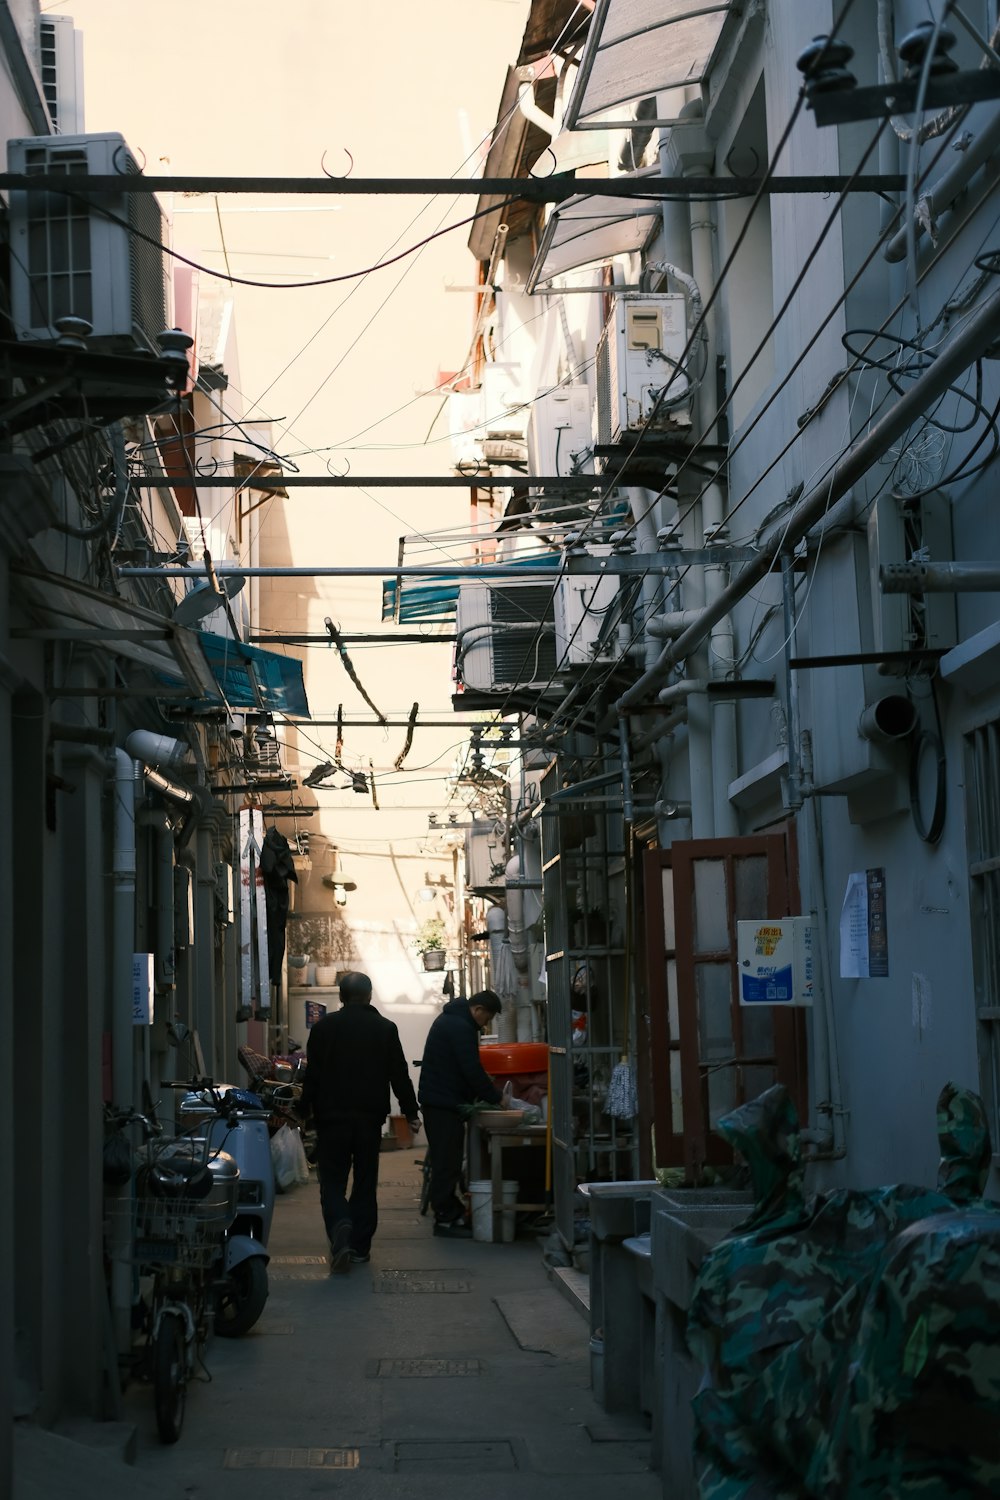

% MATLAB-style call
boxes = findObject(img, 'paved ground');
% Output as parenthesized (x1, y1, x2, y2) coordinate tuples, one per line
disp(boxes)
(15, 1146, 660, 1499)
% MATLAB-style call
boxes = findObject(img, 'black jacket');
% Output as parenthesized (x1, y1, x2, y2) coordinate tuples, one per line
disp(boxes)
(299, 1001, 418, 1126)
(418, 999, 503, 1113)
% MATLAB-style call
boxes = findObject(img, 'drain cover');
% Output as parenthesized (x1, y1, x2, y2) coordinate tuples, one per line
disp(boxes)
(270, 1255, 326, 1264)
(395, 1440, 515, 1472)
(375, 1268, 471, 1294)
(224, 1447, 359, 1469)
(374, 1358, 483, 1377)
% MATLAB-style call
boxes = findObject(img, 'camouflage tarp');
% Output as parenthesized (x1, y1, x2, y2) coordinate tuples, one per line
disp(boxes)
(687, 1082, 999, 1498)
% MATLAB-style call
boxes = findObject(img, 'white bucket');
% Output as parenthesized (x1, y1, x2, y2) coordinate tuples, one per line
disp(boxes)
(500, 1179, 519, 1243)
(470, 1180, 494, 1242)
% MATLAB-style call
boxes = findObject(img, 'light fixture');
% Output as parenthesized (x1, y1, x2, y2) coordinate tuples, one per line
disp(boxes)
(322, 875, 357, 907)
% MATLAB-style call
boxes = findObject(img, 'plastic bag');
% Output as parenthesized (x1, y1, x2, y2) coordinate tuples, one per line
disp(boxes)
(288, 1124, 310, 1184)
(270, 1123, 299, 1191)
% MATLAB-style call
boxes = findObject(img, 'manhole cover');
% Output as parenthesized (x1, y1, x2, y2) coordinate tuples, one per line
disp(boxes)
(224, 1447, 359, 1469)
(375, 1269, 471, 1294)
(374, 1358, 483, 1377)
(269, 1268, 329, 1281)
(395, 1440, 515, 1472)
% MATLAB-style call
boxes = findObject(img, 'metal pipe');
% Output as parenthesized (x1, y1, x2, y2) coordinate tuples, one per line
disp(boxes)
(616, 280, 1000, 712)
(884, 105, 1000, 263)
(780, 553, 802, 812)
(618, 720, 634, 823)
(881, 560, 1000, 592)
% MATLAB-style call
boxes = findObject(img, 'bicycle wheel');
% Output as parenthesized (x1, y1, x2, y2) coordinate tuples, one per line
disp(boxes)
(153, 1312, 187, 1444)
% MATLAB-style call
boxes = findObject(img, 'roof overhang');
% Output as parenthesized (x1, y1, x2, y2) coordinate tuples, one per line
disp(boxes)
(527, 168, 661, 291)
(563, 0, 736, 130)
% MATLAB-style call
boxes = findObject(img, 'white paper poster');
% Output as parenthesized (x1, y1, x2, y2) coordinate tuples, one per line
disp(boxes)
(840, 868, 889, 979)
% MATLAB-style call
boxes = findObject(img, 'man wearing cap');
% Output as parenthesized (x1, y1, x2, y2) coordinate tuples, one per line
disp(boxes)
(298, 970, 419, 1272)
(418, 990, 507, 1237)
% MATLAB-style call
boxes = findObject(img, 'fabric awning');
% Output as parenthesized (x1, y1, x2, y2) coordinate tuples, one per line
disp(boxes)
(11, 567, 217, 697)
(563, 0, 735, 130)
(381, 579, 460, 624)
(527, 179, 661, 293)
(193, 633, 310, 717)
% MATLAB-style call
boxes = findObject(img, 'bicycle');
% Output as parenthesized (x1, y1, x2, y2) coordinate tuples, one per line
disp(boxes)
(104, 1102, 238, 1443)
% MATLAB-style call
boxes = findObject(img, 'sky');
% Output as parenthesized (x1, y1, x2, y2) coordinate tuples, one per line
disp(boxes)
(60, 0, 530, 928)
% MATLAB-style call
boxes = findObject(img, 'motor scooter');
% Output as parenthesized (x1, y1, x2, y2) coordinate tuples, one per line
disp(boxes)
(177, 1084, 274, 1336)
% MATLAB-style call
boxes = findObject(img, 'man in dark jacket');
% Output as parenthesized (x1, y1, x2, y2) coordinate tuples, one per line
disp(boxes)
(298, 971, 419, 1272)
(418, 990, 505, 1237)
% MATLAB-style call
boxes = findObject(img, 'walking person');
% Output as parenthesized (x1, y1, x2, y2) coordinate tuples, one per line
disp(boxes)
(297, 971, 420, 1273)
(418, 990, 507, 1237)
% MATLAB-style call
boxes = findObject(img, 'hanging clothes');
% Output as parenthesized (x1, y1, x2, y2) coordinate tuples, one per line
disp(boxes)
(260, 824, 298, 985)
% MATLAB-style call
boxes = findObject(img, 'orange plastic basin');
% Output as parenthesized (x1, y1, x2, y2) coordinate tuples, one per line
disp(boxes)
(479, 1042, 549, 1075)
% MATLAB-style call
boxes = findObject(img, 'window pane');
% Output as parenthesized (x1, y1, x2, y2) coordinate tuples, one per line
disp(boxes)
(661, 866, 675, 949)
(696, 962, 733, 1063)
(670, 1050, 683, 1131)
(734, 855, 768, 919)
(667, 957, 678, 1037)
(693, 860, 728, 951)
(708, 1064, 736, 1126)
(741, 1001, 774, 1058)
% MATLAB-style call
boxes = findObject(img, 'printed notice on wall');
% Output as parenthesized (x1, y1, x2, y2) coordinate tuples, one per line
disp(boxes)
(840, 868, 889, 979)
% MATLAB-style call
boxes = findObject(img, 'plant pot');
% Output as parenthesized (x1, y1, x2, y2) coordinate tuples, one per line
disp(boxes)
(314, 965, 337, 987)
(422, 949, 446, 972)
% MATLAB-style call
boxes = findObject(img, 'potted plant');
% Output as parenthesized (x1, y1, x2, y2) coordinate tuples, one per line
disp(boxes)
(414, 916, 447, 971)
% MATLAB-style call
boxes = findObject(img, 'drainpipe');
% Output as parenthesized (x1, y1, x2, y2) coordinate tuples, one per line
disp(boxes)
(515, 63, 562, 140)
(109, 749, 138, 1355)
(798, 731, 845, 1159)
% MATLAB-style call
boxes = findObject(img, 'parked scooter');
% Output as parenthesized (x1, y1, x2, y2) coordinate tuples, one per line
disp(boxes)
(176, 1083, 274, 1336)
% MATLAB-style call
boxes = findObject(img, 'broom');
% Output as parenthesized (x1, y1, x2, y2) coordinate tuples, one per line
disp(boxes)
(605, 827, 637, 1121)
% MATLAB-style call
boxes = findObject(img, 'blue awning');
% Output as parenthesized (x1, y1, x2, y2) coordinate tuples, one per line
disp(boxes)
(382, 556, 560, 624)
(194, 632, 310, 716)
(381, 579, 460, 623)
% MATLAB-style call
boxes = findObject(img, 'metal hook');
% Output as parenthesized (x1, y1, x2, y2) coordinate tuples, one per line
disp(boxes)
(113, 141, 146, 175)
(530, 146, 558, 179)
(195, 455, 219, 477)
(321, 148, 355, 180)
(325, 455, 351, 477)
(724, 141, 760, 178)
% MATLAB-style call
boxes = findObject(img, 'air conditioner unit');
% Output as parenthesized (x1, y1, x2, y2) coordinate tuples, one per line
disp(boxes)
(527, 383, 593, 480)
(554, 548, 621, 667)
(8, 132, 171, 351)
(39, 15, 84, 135)
(456, 579, 557, 693)
(480, 363, 529, 439)
(466, 821, 506, 892)
(595, 292, 691, 451)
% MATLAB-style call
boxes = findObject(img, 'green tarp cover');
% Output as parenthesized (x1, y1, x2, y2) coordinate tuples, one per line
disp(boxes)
(688, 1082, 1000, 1497)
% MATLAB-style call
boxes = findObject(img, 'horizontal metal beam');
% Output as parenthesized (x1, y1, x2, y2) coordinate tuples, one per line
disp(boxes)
(133, 474, 609, 489)
(0, 173, 906, 200)
(117, 553, 748, 580)
(247, 633, 457, 645)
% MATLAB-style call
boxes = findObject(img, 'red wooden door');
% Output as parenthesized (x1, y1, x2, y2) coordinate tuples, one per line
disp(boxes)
(644, 832, 806, 1179)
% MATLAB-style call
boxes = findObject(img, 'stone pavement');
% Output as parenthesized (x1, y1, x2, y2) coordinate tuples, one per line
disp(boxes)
(15, 1145, 660, 1499)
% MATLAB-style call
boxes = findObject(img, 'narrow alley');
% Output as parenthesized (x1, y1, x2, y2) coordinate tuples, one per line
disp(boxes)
(16, 1152, 658, 1499)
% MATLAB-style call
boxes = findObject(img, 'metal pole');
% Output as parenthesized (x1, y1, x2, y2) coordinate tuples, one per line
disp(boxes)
(780, 553, 802, 812)
(616, 280, 1000, 713)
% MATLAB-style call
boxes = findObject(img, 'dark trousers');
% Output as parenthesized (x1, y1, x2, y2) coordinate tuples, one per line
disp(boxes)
(422, 1105, 468, 1223)
(314, 1117, 382, 1254)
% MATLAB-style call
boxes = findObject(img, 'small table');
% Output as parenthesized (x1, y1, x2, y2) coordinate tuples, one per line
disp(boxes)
(468, 1119, 549, 1236)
